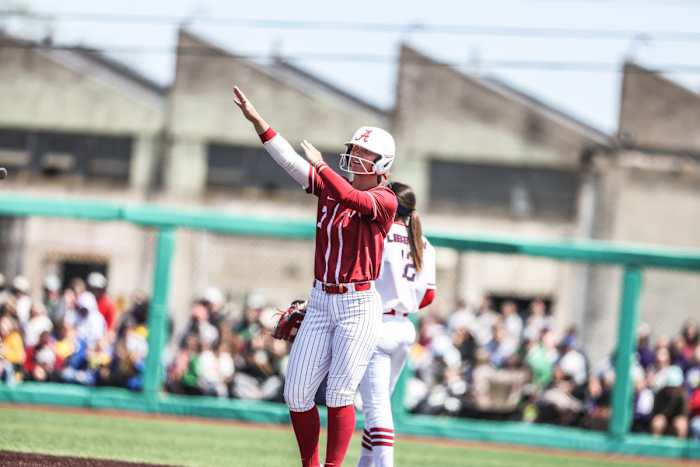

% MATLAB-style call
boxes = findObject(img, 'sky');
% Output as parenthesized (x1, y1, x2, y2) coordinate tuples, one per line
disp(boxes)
(3, 0, 700, 133)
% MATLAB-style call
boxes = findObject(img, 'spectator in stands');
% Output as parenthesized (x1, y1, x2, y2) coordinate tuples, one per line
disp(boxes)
(115, 291, 149, 339)
(42, 274, 61, 324)
(636, 322, 655, 370)
(182, 300, 219, 349)
(23, 330, 57, 382)
(680, 320, 699, 361)
(52, 321, 76, 372)
(176, 333, 203, 396)
(88, 272, 116, 332)
(24, 302, 53, 348)
(472, 298, 498, 346)
(556, 334, 587, 391)
(52, 287, 77, 328)
(202, 287, 226, 329)
(10, 276, 31, 327)
(447, 298, 474, 334)
(526, 329, 558, 388)
(523, 298, 551, 343)
(233, 292, 266, 342)
(198, 339, 234, 397)
(451, 326, 477, 364)
(500, 300, 523, 343)
(632, 368, 655, 433)
(536, 364, 585, 427)
(0, 315, 25, 384)
(485, 323, 518, 368)
(649, 347, 688, 438)
(65, 292, 106, 349)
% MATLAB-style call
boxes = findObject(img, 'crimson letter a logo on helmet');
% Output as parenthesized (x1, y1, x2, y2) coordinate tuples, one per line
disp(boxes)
(354, 129, 372, 143)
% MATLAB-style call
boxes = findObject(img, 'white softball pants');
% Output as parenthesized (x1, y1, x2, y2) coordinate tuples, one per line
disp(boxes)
(284, 285, 383, 411)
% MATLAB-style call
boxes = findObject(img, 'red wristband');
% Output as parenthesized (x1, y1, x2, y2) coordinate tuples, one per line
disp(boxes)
(259, 127, 277, 143)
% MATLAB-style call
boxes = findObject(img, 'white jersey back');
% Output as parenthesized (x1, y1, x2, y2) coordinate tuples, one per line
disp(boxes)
(375, 223, 436, 315)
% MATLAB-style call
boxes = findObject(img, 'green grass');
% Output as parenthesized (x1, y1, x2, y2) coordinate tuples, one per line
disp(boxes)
(0, 407, 672, 467)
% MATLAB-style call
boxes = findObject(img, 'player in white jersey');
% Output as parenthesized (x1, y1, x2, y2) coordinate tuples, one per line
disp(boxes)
(357, 181, 436, 467)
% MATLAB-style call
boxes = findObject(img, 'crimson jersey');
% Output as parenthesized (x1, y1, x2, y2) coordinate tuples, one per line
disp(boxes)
(306, 163, 397, 283)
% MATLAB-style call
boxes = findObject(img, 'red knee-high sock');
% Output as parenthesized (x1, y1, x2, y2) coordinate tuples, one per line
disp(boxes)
(290, 407, 321, 467)
(325, 405, 356, 467)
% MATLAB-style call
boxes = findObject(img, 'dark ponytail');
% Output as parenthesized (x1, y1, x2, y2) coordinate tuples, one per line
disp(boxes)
(388, 181, 424, 272)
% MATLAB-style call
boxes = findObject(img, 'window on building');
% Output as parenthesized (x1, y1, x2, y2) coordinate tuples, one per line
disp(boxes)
(0, 129, 31, 171)
(207, 143, 314, 192)
(0, 127, 133, 183)
(429, 159, 579, 220)
(61, 259, 108, 291)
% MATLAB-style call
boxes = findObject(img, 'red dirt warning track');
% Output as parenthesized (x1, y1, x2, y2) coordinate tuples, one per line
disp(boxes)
(0, 450, 178, 467)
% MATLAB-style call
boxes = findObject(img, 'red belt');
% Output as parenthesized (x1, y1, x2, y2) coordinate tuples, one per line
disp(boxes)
(384, 309, 409, 317)
(315, 280, 372, 295)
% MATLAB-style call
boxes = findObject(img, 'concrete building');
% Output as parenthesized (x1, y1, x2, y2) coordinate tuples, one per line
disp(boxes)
(393, 45, 611, 339)
(1, 31, 698, 357)
(582, 63, 700, 356)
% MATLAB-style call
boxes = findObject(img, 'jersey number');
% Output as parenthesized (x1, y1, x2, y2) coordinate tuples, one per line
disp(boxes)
(401, 250, 416, 282)
(317, 206, 328, 229)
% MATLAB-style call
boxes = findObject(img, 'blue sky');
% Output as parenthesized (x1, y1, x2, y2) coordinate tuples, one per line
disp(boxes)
(4, 0, 700, 133)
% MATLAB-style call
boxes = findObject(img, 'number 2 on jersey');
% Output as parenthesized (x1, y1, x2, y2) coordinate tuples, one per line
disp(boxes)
(401, 249, 416, 282)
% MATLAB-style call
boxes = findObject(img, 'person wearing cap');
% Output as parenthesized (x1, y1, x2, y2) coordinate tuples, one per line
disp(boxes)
(10, 275, 32, 326)
(202, 287, 225, 329)
(88, 272, 116, 332)
(65, 291, 106, 349)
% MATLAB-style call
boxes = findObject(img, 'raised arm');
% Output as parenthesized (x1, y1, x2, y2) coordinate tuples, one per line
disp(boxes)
(232, 86, 311, 189)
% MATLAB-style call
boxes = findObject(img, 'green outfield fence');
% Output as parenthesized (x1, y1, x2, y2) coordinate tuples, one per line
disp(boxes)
(1, 194, 699, 460)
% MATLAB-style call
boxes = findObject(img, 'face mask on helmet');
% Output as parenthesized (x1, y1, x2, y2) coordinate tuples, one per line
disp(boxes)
(339, 151, 379, 175)
(339, 145, 396, 176)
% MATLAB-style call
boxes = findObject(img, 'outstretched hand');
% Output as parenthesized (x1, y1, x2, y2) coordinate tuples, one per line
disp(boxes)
(232, 86, 260, 122)
(233, 86, 270, 134)
(301, 140, 324, 165)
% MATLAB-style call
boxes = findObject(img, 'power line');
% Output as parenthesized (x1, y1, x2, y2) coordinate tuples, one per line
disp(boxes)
(3, 42, 700, 74)
(2, 10, 700, 42)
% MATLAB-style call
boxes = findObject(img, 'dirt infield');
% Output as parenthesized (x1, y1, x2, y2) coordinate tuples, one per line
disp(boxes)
(0, 451, 179, 467)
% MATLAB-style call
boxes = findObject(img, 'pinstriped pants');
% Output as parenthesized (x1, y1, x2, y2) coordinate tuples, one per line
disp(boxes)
(284, 285, 383, 411)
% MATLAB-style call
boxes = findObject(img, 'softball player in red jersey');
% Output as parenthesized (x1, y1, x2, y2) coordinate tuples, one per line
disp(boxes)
(357, 182, 436, 467)
(233, 87, 398, 467)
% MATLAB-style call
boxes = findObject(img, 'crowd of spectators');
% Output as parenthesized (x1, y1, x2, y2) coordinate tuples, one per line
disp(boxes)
(164, 289, 290, 403)
(406, 297, 700, 440)
(2, 272, 699, 440)
(0, 272, 148, 391)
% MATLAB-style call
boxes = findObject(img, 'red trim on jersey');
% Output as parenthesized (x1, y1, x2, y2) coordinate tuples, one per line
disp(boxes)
(372, 442, 395, 447)
(419, 288, 436, 309)
(258, 127, 277, 143)
(361, 442, 373, 451)
(371, 434, 394, 440)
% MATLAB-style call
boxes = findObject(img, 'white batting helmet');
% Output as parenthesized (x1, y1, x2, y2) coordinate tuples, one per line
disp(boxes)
(339, 126, 396, 176)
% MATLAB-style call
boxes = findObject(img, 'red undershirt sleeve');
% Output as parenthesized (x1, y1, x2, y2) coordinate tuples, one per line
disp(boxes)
(419, 289, 436, 309)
